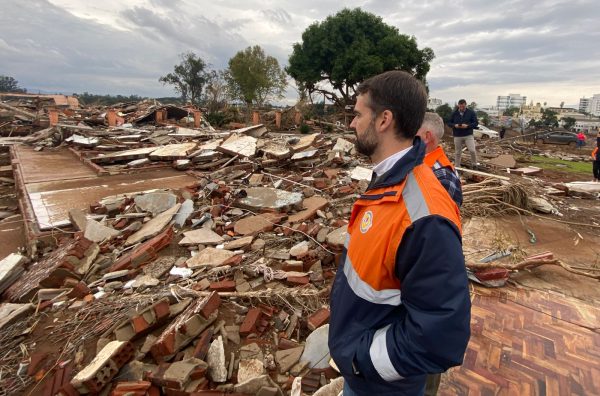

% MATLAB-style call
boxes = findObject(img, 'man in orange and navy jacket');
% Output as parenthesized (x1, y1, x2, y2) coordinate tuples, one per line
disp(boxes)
(329, 71, 471, 396)
(416, 112, 462, 207)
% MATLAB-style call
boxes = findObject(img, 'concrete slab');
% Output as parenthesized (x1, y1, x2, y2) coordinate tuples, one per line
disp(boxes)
(13, 145, 196, 232)
(91, 147, 157, 164)
(14, 146, 96, 183)
(149, 143, 197, 160)
(218, 134, 257, 158)
(237, 188, 303, 211)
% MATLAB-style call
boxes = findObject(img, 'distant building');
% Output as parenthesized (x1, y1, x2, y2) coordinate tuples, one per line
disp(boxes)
(477, 106, 499, 117)
(522, 102, 543, 121)
(565, 114, 600, 132)
(589, 94, 600, 116)
(427, 97, 442, 110)
(579, 97, 590, 113)
(546, 107, 579, 115)
(497, 94, 527, 111)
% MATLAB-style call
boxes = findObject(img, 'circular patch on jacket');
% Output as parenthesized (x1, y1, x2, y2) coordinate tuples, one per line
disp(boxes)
(360, 211, 373, 234)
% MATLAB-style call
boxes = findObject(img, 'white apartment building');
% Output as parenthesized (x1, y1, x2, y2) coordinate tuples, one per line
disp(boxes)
(589, 94, 600, 116)
(579, 97, 590, 113)
(579, 94, 600, 116)
(497, 94, 527, 111)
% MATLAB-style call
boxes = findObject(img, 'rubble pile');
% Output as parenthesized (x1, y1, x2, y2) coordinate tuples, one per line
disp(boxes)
(1, 95, 599, 394)
(0, 127, 368, 395)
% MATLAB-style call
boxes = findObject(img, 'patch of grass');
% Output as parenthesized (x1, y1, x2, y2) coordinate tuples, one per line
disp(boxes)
(527, 155, 592, 175)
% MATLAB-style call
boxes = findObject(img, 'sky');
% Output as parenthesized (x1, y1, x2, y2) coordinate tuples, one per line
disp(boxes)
(1, 0, 599, 107)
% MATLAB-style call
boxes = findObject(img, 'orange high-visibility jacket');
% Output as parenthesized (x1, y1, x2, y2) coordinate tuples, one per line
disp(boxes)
(423, 145, 454, 170)
(329, 138, 471, 395)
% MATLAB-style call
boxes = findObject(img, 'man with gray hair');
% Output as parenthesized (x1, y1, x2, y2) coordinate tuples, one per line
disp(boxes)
(416, 113, 463, 207)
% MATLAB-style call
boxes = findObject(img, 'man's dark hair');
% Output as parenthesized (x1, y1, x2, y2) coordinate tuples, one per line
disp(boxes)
(458, 99, 467, 105)
(356, 71, 427, 140)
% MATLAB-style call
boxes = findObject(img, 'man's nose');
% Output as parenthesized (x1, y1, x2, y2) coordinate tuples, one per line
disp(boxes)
(350, 117, 357, 129)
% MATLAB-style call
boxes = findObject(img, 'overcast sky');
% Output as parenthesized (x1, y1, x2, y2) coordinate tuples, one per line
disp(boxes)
(1, 0, 599, 107)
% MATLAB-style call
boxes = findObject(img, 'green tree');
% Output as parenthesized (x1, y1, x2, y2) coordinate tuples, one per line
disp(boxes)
(540, 109, 558, 127)
(561, 116, 576, 130)
(476, 110, 490, 126)
(159, 52, 211, 105)
(203, 70, 229, 113)
(503, 106, 520, 116)
(225, 45, 287, 107)
(435, 103, 453, 123)
(468, 101, 477, 110)
(286, 8, 434, 108)
(0, 75, 26, 93)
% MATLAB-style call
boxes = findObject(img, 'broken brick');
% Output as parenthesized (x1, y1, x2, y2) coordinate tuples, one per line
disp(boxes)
(286, 275, 310, 286)
(240, 308, 263, 336)
(109, 226, 174, 272)
(199, 291, 221, 319)
(150, 294, 218, 362)
(307, 308, 330, 331)
(474, 268, 510, 282)
(71, 341, 134, 394)
(193, 328, 214, 361)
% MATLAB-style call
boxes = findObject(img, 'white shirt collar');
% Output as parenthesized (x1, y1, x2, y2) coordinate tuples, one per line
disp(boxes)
(372, 145, 413, 176)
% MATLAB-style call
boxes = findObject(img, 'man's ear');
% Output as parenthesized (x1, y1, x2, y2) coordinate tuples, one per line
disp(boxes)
(425, 130, 433, 144)
(377, 109, 394, 133)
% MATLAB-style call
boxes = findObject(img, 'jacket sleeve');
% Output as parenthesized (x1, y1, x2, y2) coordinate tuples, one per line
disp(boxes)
(592, 148, 597, 160)
(353, 216, 471, 381)
(468, 110, 479, 129)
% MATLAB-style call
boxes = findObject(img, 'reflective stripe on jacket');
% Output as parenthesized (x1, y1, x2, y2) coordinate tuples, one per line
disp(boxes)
(329, 138, 471, 395)
(424, 145, 454, 171)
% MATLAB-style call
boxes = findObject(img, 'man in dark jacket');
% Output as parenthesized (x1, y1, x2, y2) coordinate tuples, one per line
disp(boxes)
(329, 71, 471, 396)
(446, 99, 478, 168)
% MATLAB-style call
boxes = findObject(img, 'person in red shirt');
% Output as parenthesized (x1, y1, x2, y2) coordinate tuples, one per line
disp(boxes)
(577, 132, 586, 149)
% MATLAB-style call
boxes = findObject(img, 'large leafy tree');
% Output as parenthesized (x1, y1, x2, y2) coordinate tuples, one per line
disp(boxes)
(435, 103, 453, 122)
(562, 116, 576, 130)
(286, 8, 434, 108)
(203, 70, 229, 113)
(476, 110, 490, 126)
(503, 106, 520, 116)
(0, 75, 26, 93)
(225, 45, 287, 107)
(540, 108, 558, 127)
(159, 52, 211, 105)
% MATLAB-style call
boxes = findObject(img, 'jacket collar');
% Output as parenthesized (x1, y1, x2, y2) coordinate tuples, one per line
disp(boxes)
(367, 136, 425, 191)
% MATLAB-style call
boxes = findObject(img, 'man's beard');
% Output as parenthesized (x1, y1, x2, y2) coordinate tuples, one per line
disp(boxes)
(355, 121, 378, 157)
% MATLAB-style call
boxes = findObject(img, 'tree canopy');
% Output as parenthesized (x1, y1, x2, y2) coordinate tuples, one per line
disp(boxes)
(0, 75, 26, 93)
(476, 110, 490, 126)
(159, 52, 211, 105)
(540, 109, 559, 127)
(503, 106, 520, 116)
(225, 45, 287, 107)
(435, 103, 453, 122)
(562, 116, 576, 130)
(286, 8, 434, 108)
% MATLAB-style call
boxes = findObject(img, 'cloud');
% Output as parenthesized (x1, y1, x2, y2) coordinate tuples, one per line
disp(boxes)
(1, 0, 599, 106)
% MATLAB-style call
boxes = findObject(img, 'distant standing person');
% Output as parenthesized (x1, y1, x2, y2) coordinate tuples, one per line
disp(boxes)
(447, 99, 478, 168)
(592, 133, 600, 182)
(577, 131, 586, 149)
(500, 126, 506, 139)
